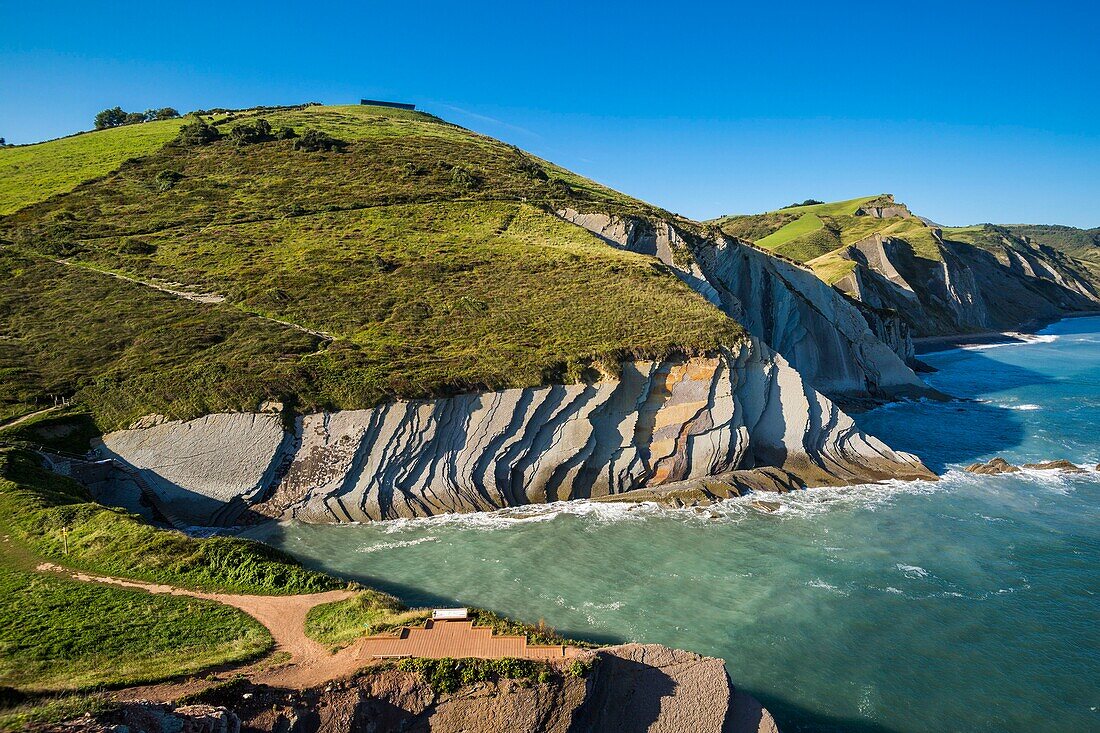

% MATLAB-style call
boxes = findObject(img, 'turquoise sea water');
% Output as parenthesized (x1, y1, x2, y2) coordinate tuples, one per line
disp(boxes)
(246, 317, 1100, 732)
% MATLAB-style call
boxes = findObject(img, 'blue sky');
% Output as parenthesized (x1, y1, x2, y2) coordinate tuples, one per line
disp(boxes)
(2, 1, 1097, 226)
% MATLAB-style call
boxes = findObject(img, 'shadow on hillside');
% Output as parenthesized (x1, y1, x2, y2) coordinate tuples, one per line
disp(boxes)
(854, 349, 1057, 473)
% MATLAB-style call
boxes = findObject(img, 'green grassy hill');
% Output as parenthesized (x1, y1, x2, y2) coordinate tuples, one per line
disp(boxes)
(0, 118, 188, 215)
(1000, 224, 1100, 266)
(0, 104, 742, 430)
(712, 194, 938, 280)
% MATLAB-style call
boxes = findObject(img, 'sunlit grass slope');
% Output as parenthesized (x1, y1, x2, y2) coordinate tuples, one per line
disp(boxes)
(0, 104, 742, 429)
(0, 118, 187, 215)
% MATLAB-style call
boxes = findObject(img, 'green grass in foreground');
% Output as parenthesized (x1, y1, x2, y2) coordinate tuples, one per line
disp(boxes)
(0, 447, 341, 594)
(0, 692, 116, 730)
(0, 564, 270, 693)
(0, 118, 186, 215)
(304, 590, 428, 648)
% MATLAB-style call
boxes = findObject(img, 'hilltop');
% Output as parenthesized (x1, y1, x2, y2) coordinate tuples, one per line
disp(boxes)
(0, 104, 741, 429)
(712, 195, 1100, 337)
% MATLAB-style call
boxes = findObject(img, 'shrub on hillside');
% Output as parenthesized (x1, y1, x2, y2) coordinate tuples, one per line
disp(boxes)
(780, 199, 825, 209)
(229, 118, 274, 147)
(153, 169, 184, 191)
(292, 128, 347, 152)
(175, 118, 222, 146)
(449, 165, 481, 191)
(118, 238, 157, 255)
(274, 126, 297, 140)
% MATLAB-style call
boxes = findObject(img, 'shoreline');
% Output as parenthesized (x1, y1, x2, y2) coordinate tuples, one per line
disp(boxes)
(913, 311, 1100, 355)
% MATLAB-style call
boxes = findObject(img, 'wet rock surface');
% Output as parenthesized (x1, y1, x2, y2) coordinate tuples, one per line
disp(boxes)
(965, 458, 1021, 474)
(966, 457, 1088, 474)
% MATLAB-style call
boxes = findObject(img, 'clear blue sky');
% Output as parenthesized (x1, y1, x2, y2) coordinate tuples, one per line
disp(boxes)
(2, 1, 1097, 226)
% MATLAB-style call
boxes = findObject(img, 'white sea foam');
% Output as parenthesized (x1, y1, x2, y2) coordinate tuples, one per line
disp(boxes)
(806, 579, 849, 595)
(357, 536, 439, 552)
(960, 333, 1059, 351)
(359, 476, 948, 535)
(896, 563, 930, 579)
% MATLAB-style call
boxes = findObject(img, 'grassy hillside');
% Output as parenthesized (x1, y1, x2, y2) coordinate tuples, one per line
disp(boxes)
(1000, 224, 1100, 266)
(0, 118, 187, 215)
(713, 194, 940, 276)
(0, 564, 269, 692)
(0, 104, 743, 429)
(0, 447, 339, 594)
(0, 445, 338, 694)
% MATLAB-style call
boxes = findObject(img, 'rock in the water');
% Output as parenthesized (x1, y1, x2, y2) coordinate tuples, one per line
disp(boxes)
(1021, 459, 1086, 473)
(965, 458, 1020, 474)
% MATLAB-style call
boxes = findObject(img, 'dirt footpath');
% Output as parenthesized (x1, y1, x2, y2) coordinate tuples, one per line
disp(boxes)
(36, 563, 369, 688)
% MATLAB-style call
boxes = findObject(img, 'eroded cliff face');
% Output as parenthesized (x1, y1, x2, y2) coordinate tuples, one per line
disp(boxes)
(58, 644, 779, 733)
(91, 339, 931, 525)
(834, 229, 1100, 337)
(557, 209, 930, 402)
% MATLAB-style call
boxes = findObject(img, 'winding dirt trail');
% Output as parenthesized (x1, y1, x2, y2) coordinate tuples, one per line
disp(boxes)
(35, 563, 369, 688)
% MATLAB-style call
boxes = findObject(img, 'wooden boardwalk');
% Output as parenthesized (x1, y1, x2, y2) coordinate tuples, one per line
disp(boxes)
(357, 619, 582, 660)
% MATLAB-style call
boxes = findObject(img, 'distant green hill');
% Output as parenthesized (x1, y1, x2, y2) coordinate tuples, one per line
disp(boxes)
(1001, 223, 1100, 267)
(0, 104, 741, 429)
(712, 194, 937, 279)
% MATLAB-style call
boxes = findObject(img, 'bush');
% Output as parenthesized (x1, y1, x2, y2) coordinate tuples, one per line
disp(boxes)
(175, 118, 222, 147)
(153, 169, 183, 191)
(118, 238, 157, 255)
(450, 165, 480, 191)
(228, 119, 275, 147)
(781, 199, 825, 209)
(153, 107, 180, 120)
(396, 657, 553, 694)
(274, 126, 297, 140)
(292, 128, 347, 152)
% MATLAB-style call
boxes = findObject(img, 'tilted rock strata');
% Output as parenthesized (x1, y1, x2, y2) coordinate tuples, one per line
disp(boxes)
(557, 208, 931, 402)
(94, 339, 931, 525)
(834, 230, 1100, 337)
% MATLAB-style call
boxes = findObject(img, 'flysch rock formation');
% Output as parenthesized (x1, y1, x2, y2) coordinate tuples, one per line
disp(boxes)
(90, 338, 933, 525)
(556, 208, 934, 404)
(58, 644, 779, 733)
(833, 229, 1100, 337)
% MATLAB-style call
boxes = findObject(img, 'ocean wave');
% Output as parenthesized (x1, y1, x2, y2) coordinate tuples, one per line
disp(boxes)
(358, 477, 949, 535)
(960, 333, 1059, 351)
(357, 536, 439, 552)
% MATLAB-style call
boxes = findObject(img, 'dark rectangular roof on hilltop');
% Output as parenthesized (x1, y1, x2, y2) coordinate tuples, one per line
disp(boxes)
(360, 99, 416, 110)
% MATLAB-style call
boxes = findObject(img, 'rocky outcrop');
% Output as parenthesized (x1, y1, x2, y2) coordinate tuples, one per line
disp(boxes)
(59, 645, 778, 733)
(1022, 459, 1087, 473)
(833, 228, 1100, 337)
(557, 209, 932, 404)
(965, 457, 1021, 475)
(966, 457, 1088, 474)
(92, 339, 932, 525)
